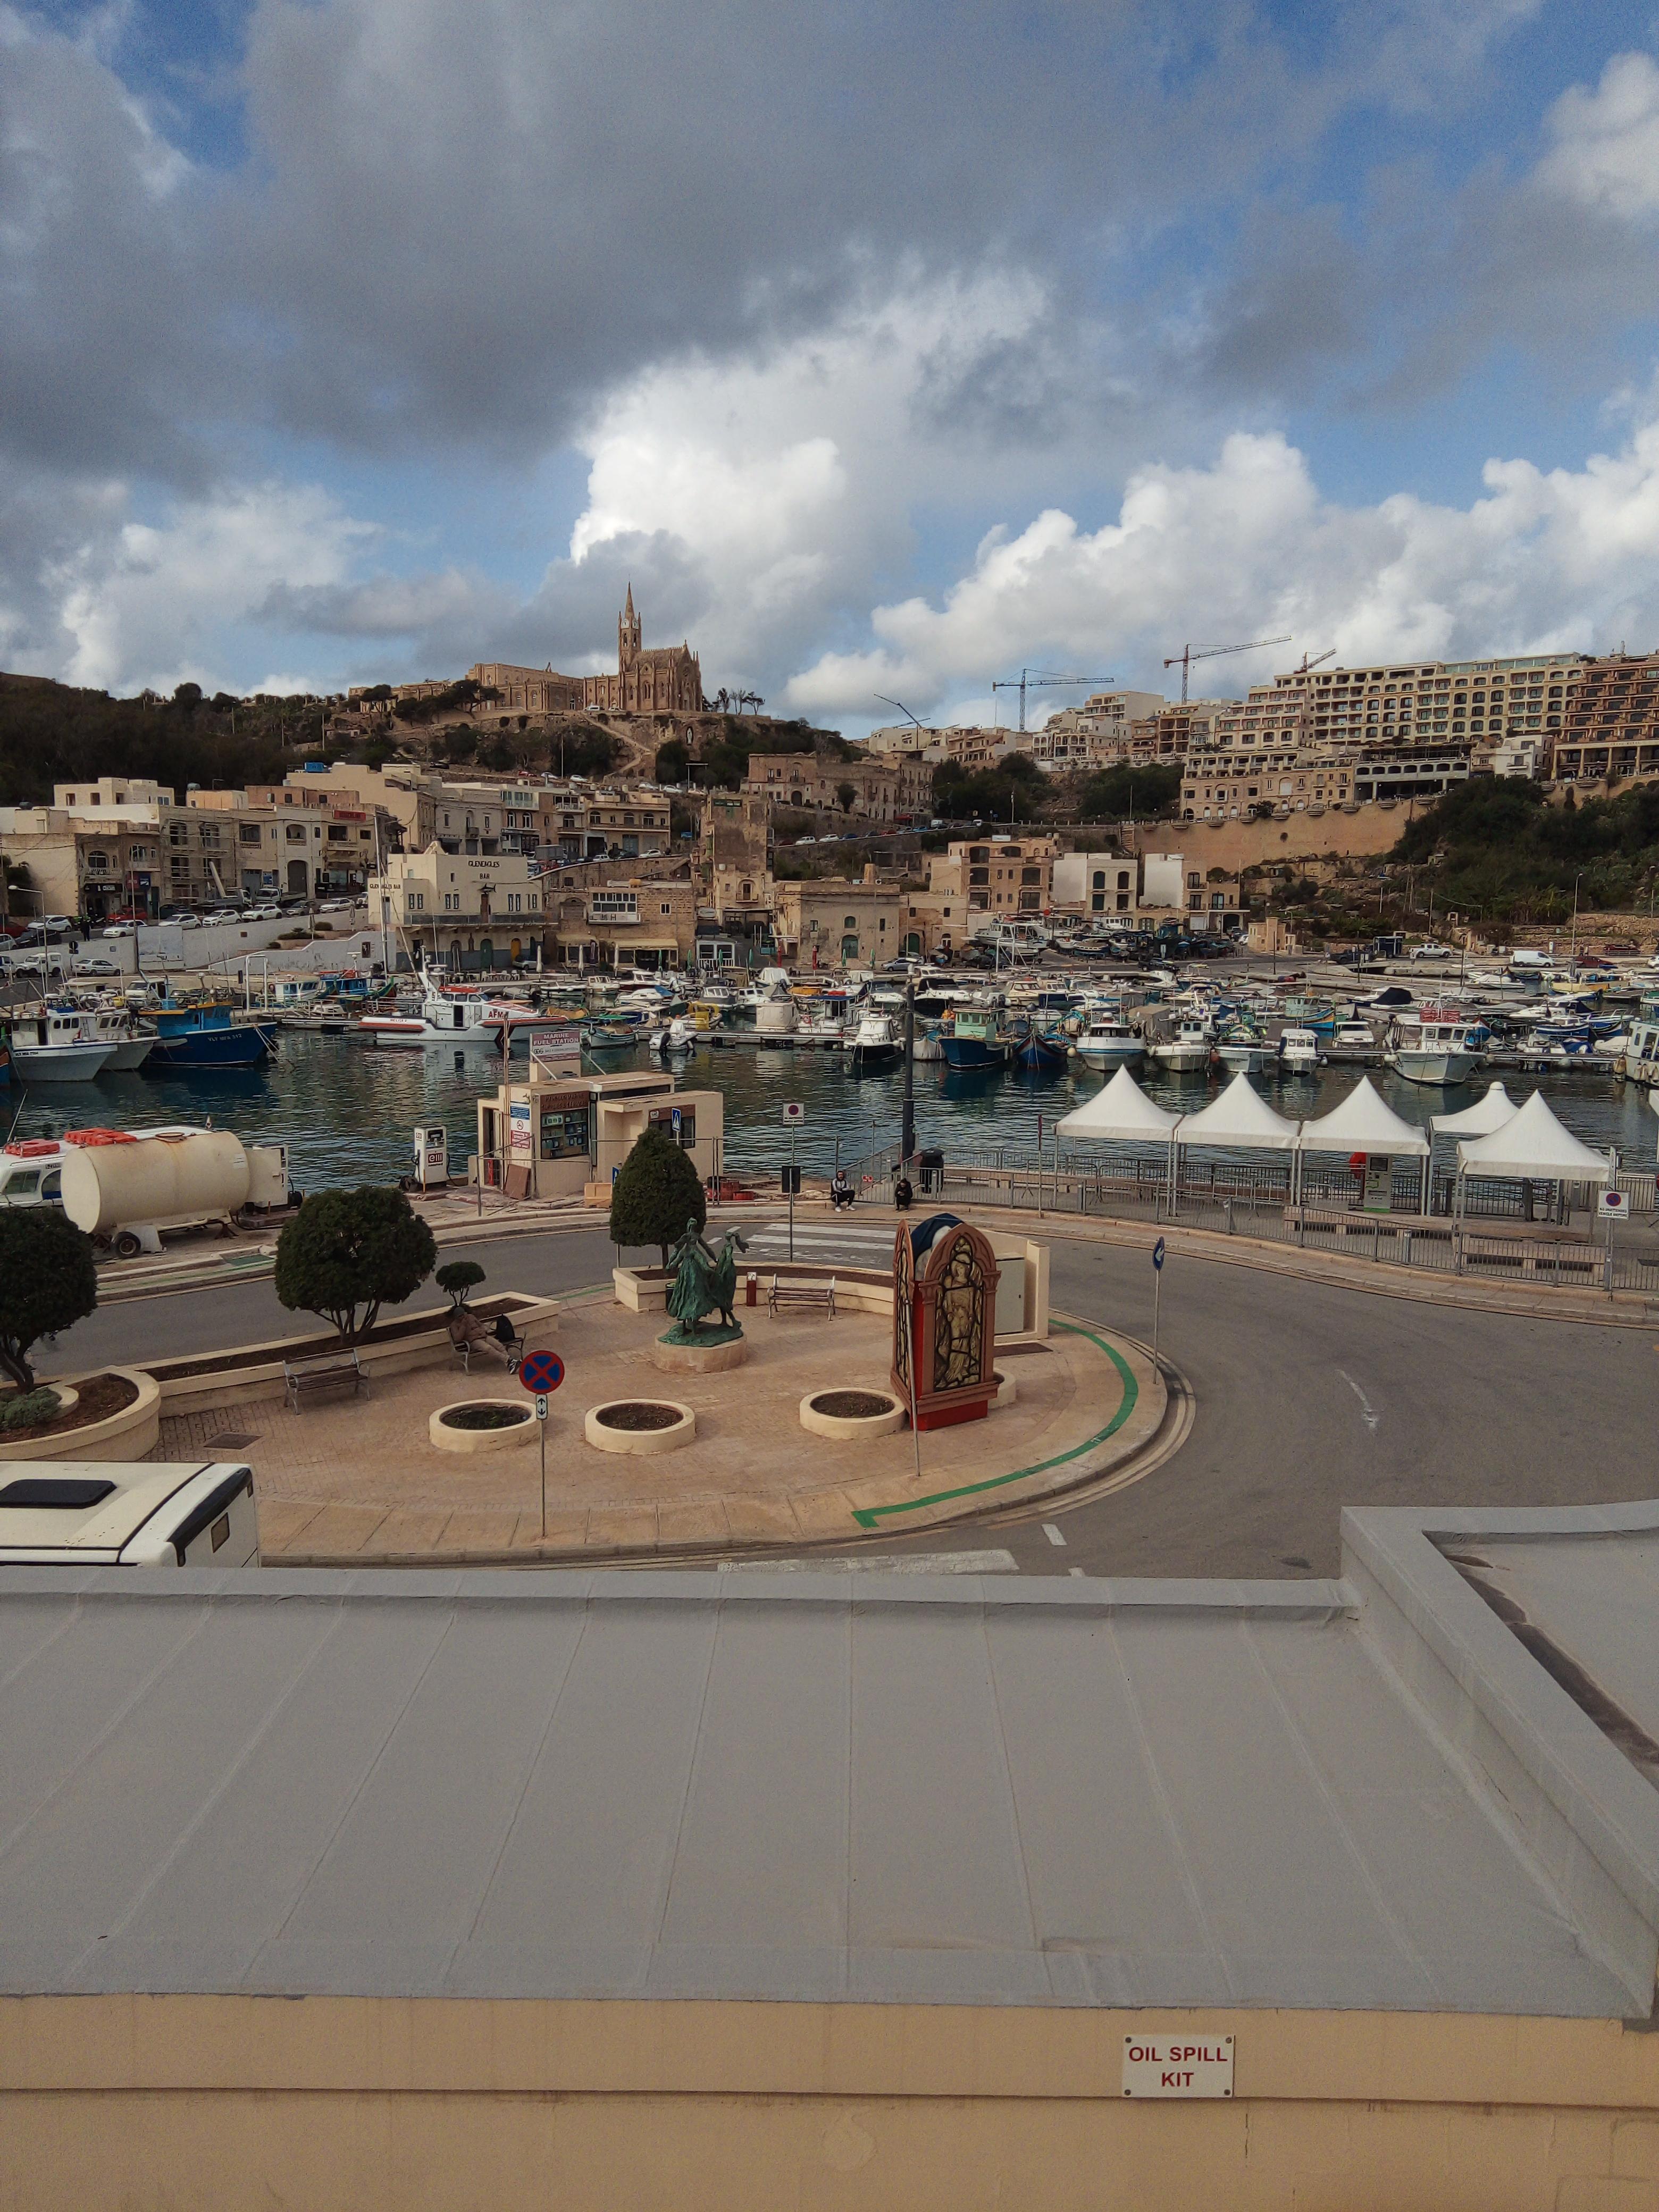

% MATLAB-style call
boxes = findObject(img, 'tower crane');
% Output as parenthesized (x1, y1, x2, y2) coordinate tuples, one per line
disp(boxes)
(990, 669, 1114, 734)
(1294, 649, 1335, 675)
(1162, 636, 1292, 705)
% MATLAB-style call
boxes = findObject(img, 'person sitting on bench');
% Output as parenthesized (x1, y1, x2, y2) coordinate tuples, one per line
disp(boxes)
(448, 1307, 514, 1365)
(830, 1168, 855, 1211)
(893, 1172, 914, 1212)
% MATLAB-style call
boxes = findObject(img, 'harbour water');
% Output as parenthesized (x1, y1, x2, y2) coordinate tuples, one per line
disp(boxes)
(4, 1029, 1656, 1189)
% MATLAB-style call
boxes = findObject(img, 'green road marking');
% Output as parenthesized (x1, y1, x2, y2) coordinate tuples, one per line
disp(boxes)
(851, 1322, 1139, 1528)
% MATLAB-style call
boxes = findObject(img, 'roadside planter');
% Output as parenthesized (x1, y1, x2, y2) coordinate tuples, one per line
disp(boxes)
(584, 1399, 695, 1456)
(429, 1400, 538, 1455)
(799, 1387, 907, 1440)
(0, 1368, 160, 1463)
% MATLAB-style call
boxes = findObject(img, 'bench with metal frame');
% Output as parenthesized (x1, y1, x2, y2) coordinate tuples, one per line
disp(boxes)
(767, 1275, 836, 1320)
(448, 1312, 527, 1376)
(283, 1349, 367, 1413)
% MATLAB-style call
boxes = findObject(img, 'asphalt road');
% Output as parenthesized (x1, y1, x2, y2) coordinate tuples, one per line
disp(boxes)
(65, 1218, 1657, 1581)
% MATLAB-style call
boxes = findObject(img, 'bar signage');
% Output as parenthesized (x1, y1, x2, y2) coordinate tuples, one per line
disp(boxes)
(1121, 2035, 1234, 2098)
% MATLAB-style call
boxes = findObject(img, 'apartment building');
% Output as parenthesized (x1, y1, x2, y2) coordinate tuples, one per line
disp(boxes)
(1031, 690, 1166, 768)
(1262, 654, 1587, 750)
(772, 877, 906, 966)
(1181, 752, 1356, 820)
(375, 848, 545, 969)
(926, 836, 1059, 915)
(1051, 852, 1141, 917)
(186, 788, 384, 900)
(544, 879, 700, 969)
(286, 763, 438, 850)
(1552, 652, 1659, 782)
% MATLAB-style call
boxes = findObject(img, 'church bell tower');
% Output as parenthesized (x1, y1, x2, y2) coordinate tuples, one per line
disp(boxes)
(618, 583, 642, 668)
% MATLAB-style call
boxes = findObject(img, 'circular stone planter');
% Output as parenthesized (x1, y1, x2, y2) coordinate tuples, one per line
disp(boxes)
(429, 1398, 539, 1455)
(799, 1387, 907, 1441)
(992, 1368, 1017, 1409)
(0, 1368, 158, 1463)
(584, 1398, 696, 1457)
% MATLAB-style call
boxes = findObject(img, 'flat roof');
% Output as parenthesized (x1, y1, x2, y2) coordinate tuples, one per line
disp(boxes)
(1, 1531, 1654, 2014)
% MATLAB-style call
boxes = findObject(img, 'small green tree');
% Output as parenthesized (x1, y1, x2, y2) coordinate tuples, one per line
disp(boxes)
(435, 1260, 486, 1311)
(274, 1186, 438, 1344)
(608, 1125, 705, 1266)
(0, 1210, 99, 1391)
(836, 781, 857, 812)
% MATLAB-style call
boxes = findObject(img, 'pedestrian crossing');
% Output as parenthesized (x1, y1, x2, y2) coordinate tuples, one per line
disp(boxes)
(740, 1222, 899, 1266)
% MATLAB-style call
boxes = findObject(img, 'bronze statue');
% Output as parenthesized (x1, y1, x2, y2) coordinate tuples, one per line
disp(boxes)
(665, 1218, 749, 1337)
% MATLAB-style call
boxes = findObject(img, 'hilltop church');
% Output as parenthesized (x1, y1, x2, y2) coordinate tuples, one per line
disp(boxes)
(469, 590, 704, 720)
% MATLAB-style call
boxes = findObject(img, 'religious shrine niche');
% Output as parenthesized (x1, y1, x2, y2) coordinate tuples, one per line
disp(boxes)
(891, 1214, 1000, 1432)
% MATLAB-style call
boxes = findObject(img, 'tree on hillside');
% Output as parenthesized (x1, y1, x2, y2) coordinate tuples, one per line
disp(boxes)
(836, 781, 857, 812)
(0, 1210, 98, 1392)
(655, 738, 690, 783)
(1078, 762, 1182, 820)
(274, 1187, 438, 1345)
(608, 1126, 705, 1266)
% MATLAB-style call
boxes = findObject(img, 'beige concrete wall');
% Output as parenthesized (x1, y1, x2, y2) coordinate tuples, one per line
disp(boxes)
(6, 1996, 1659, 2211)
(1147, 805, 1403, 872)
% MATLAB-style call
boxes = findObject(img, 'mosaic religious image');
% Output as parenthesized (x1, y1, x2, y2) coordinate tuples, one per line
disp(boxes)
(932, 1233, 988, 1394)
(891, 1225, 914, 1395)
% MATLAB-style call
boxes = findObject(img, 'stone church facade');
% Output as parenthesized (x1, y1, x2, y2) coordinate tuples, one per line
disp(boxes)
(468, 590, 703, 722)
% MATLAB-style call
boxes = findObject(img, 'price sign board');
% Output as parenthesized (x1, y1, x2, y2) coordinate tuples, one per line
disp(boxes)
(520, 1351, 565, 1396)
(1122, 2035, 1233, 2099)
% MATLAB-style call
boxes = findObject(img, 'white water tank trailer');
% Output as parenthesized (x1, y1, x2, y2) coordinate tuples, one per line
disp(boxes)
(58, 1129, 252, 1258)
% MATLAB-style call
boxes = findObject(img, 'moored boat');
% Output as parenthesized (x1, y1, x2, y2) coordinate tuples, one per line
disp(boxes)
(5, 1009, 117, 1081)
(942, 1008, 1013, 1071)
(1151, 1021, 1212, 1073)
(1074, 1016, 1144, 1071)
(1386, 1007, 1486, 1086)
(144, 1001, 276, 1069)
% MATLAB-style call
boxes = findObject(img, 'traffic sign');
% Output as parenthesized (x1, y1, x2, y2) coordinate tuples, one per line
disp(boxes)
(535, 1396, 550, 1421)
(1152, 1237, 1166, 1271)
(783, 1102, 805, 1124)
(781, 1164, 802, 1195)
(520, 1350, 565, 1395)
(671, 1106, 682, 1134)
(1599, 1189, 1628, 1218)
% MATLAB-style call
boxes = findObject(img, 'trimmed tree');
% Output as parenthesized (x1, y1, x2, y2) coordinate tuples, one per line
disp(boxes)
(274, 1186, 438, 1345)
(608, 1125, 705, 1266)
(0, 1209, 99, 1392)
(435, 1260, 486, 1311)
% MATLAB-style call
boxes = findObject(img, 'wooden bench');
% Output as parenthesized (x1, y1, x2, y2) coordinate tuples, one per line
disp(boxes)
(283, 1349, 367, 1413)
(767, 1275, 836, 1320)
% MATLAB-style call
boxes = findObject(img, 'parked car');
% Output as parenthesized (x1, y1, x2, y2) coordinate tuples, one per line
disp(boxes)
(71, 956, 122, 977)
(202, 908, 242, 926)
(248, 902, 282, 920)
(1409, 941, 1452, 961)
(100, 923, 137, 939)
(1510, 948, 1556, 970)
(317, 897, 353, 913)
(43, 915, 77, 933)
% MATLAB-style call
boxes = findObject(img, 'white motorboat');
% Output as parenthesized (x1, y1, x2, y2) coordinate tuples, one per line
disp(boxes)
(1151, 1022, 1212, 1073)
(1075, 1017, 1145, 1070)
(74, 1006, 154, 1072)
(358, 1014, 428, 1049)
(1277, 1026, 1322, 1073)
(845, 1011, 900, 1068)
(5, 1010, 116, 1080)
(912, 1024, 946, 1061)
(1387, 1012, 1485, 1085)
(648, 1017, 697, 1055)
(1622, 1018, 1659, 1087)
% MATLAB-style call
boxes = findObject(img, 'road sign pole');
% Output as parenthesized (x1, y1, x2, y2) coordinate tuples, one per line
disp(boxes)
(1152, 1266, 1162, 1370)
(790, 1123, 796, 1260)
(539, 1410, 547, 1539)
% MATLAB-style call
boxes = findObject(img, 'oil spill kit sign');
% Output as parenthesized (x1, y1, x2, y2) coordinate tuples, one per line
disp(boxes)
(1121, 2034, 1234, 2098)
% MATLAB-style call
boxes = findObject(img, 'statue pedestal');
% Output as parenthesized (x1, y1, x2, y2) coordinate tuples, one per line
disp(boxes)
(652, 1330, 749, 1375)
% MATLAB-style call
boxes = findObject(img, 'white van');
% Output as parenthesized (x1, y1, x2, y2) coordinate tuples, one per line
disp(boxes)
(0, 1461, 259, 1566)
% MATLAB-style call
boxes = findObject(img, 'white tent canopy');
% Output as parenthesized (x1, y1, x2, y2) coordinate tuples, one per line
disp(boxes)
(1297, 1076, 1430, 1159)
(1055, 1065, 1182, 1142)
(1430, 1082, 1519, 1140)
(1176, 1071, 1301, 1153)
(1455, 1091, 1612, 1183)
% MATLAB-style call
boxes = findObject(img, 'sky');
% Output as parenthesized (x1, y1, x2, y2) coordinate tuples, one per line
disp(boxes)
(4, 0, 1659, 734)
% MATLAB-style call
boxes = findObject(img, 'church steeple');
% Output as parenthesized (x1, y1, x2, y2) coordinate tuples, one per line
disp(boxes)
(619, 582, 641, 666)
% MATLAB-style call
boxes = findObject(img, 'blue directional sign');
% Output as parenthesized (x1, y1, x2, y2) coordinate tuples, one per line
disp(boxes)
(1152, 1237, 1166, 1272)
(520, 1351, 565, 1395)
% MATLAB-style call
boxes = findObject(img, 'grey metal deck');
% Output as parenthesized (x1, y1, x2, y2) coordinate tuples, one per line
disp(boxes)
(0, 1553, 1646, 2014)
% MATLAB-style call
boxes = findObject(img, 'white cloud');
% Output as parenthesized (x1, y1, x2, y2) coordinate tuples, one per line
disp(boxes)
(1538, 51, 1659, 222)
(46, 482, 375, 694)
(784, 409, 1659, 719)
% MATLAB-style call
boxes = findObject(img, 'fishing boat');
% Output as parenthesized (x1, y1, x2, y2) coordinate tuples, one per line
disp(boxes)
(1074, 1016, 1144, 1071)
(144, 1001, 276, 1069)
(1151, 1021, 1212, 1073)
(1013, 1027, 1070, 1074)
(73, 1005, 154, 1073)
(1386, 1008, 1485, 1086)
(845, 1010, 900, 1070)
(582, 1021, 640, 1053)
(1622, 1015, 1659, 1086)
(942, 1008, 1013, 1071)
(1214, 1027, 1274, 1075)
(1277, 1027, 1322, 1073)
(358, 1013, 428, 1049)
(911, 1022, 946, 1062)
(5, 1009, 116, 1081)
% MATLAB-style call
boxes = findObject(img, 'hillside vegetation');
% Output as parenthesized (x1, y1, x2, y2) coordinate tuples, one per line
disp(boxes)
(0, 675, 312, 806)
(1396, 779, 1659, 923)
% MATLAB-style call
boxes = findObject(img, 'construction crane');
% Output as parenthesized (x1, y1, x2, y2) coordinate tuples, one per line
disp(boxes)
(990, 669, 1114, 734)
(1162, 636, 1292, 705)
(1294, 649, 1335, 675)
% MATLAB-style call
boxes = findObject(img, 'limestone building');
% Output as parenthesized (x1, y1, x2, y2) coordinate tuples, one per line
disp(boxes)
(468, 589, 705, 723)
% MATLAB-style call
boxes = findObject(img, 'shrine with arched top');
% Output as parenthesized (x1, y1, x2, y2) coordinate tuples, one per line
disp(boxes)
(892, 1214, 1001, 1431)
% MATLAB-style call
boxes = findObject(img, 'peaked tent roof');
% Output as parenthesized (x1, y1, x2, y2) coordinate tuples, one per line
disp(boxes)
(1430, 1081, 1520, 1139)
(1456, 1090, 1612, 1182)
(1176, 1070, 1301, 1152)
(1298, 1075, 1430, 1157)
(1055, 1064, 1182, 1141)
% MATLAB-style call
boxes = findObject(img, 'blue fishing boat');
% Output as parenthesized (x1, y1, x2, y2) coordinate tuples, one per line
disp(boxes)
(942, 1008, 1012, 1071)
(1013, 1028, 1069, 1074)
(144, 1002, 277, 1069)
